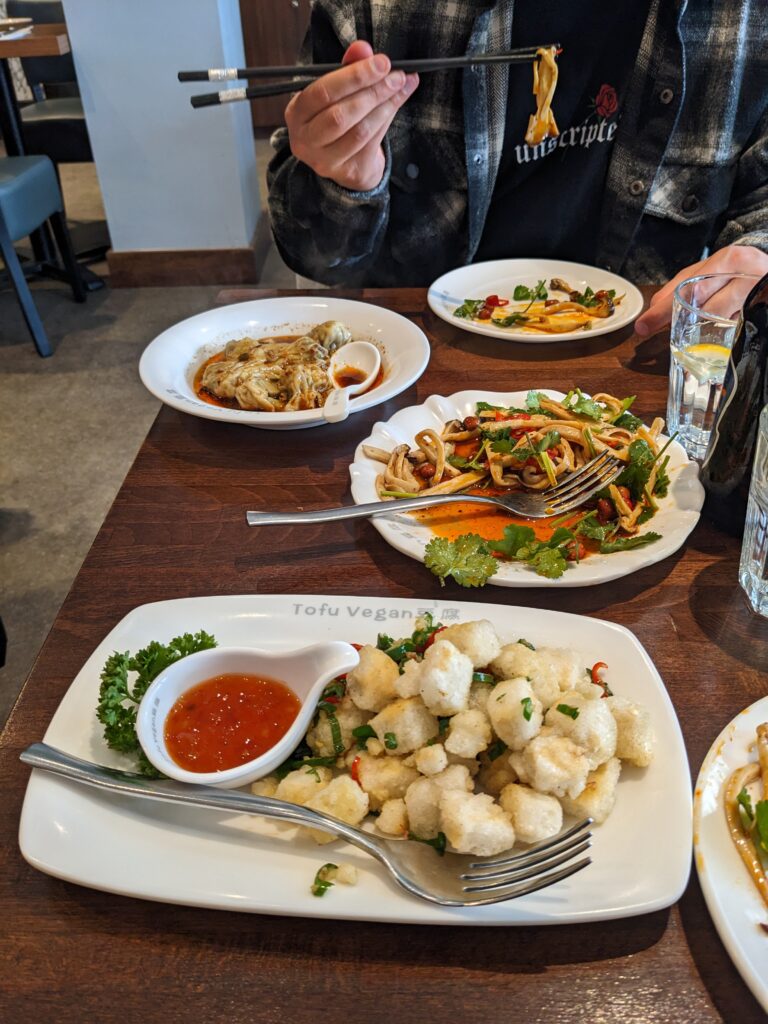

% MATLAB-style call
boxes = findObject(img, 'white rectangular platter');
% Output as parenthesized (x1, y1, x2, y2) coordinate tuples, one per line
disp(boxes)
(19, 594, 691, 925)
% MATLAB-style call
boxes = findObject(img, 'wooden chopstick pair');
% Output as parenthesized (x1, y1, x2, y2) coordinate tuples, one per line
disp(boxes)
(181, 45, 559, 109)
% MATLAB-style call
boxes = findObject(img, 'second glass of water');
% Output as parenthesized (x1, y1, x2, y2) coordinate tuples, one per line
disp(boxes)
(667, 273, 758, 461)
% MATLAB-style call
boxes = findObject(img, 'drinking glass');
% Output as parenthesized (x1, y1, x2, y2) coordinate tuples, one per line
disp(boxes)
(667, 273, 759, 461)
(739, 404, 768, 616)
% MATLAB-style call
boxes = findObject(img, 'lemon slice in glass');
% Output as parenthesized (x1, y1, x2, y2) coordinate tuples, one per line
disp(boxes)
(673, 342, 732, 382)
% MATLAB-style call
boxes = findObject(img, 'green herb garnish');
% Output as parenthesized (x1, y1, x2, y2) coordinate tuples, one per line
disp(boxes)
(472, 671, 495, 685)
(556, 703, 580, 720)
(599, 532, 662, 553)
(488, 739, 508, 761)
(408, 831, 447, 855)
(351, 724, 377, 750)
(96, 630, 217, 777)
(384, 732, 398, 750)
(520, 697, 534, 722)
(517, 638, 536, 651)
(311, 863, 338, 897)
(453, 298, 485, 320)
(424, 534, 498, 588)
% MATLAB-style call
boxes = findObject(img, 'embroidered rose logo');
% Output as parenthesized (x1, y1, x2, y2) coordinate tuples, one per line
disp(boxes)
(595, 83, 618, 118)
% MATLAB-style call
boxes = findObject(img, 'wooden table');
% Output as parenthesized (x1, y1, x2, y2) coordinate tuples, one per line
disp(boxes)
(2, 287, 767, 1023)
(0, 22, 69, 59)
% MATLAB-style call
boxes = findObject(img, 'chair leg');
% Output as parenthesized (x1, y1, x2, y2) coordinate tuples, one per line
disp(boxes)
(0, 220, 52, 357)
(48, 211, 87, 304)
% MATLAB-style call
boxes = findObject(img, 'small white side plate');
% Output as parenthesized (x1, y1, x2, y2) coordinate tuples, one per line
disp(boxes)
(349, 390, 704, 588)
(694, 697, 768, 1013)
(428, 258, 644, 343)
(138, 297, 430, 430)
(19, 594, 691, 925)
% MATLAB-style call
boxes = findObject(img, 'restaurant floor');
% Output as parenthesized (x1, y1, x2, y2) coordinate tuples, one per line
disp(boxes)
(0, 137, 294, 728)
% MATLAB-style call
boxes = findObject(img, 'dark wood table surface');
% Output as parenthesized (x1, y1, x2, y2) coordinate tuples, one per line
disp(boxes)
(2, 286, 767, 1023)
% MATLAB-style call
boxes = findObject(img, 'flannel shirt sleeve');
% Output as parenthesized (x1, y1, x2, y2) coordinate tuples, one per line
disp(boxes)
(267, 128, 393, 284)
(266, 3, 393, 285)
(713, 105, 768, 255)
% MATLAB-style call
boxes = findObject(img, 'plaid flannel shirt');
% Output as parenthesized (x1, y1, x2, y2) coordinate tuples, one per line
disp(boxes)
(268, 0, 768, 286)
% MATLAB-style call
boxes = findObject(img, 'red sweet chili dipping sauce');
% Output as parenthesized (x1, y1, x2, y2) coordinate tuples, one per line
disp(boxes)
(164, 673, 301, 773)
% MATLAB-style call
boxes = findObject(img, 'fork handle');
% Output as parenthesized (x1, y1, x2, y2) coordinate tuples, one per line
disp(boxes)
(20, 742, 386, 860)
(246, 493, 490, 526)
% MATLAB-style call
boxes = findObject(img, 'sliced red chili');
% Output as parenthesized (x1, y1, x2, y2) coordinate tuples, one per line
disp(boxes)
(590, 661, 611, 697)
(350, 756, 362, 784)
(424, 626, 447, 650)
(477, 307, 492, 320)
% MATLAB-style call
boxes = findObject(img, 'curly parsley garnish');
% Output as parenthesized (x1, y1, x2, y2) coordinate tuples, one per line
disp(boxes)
(96, 630, 217, 777)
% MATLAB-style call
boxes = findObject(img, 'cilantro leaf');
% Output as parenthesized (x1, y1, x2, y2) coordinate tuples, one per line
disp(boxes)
(563, 388, 605, 421)
(737, 787, 755, 823)
(453, 298, 485, 320)
(526, 390, 549, 413)
(527, 546, 568, 579)
(513, 280, 548, 306)
(614, 439, 656, 500)
(424, 534, 498, 588)
(599, 532, 662, 553)
(755, 800, 768, 854)
(492, 523, 537, 559)
(613, 411, 644, 431)
(574, 511, 614, 542)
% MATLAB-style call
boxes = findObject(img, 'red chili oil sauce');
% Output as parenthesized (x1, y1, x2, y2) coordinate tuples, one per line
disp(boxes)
(164, 673, 301, 773)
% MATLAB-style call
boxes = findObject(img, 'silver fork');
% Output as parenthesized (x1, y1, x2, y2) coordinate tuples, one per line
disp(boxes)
(21, 743, 591, 908)
(246, 450, 622, 526)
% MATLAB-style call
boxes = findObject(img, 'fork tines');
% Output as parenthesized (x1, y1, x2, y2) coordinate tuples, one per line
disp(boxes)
(546, 451, 623, 516)
(461, 819, 593, 896)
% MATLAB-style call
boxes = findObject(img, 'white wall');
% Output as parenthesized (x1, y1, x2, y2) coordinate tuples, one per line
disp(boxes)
(61, 0, 261, 252)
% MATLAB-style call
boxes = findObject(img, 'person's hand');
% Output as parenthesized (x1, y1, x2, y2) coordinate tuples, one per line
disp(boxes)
(634, 245, 768, 337)
(285, 40, 418, 192)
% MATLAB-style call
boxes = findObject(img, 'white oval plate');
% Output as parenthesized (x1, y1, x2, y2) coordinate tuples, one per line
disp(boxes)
(694, 697, 768, 1014)
(139, 296, 430, 430)
(349, 389, 704, 588)
(19, 594, 691, 925)
(428, 259, 644, 343)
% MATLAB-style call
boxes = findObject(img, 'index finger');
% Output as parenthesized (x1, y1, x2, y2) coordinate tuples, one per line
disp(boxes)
(292, 53, 392, 124)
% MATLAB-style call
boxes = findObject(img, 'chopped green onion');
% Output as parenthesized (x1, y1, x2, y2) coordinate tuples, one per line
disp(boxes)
(556, 703, 580, 720)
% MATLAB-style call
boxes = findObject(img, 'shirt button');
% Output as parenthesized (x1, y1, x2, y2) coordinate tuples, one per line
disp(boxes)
(406, 162, 419, 179)
(659, 87, 674, 104)
(473, 153, 484, 165)
(682, 193, 699, 213)
(629, 179, 645, 196)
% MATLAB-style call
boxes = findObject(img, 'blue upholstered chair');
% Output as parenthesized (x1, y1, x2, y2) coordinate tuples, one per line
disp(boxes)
(0, 155, 85, 357)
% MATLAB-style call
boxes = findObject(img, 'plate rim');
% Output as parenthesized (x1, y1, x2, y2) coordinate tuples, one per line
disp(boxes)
(138, 296, 431, 429)
(18, 593, 692, 925)
(427, 258, 644, 343)
(693, 695, 768, 1012)
(348, 388, 705, 588)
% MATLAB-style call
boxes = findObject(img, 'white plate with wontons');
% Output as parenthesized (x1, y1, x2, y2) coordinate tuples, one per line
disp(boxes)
(139, 296, 430, 430)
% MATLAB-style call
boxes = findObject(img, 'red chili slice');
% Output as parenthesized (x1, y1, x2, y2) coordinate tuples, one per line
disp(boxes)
(591, 661, 611, 697)
(350, 756, 362, 784)
(424, 626, 447, 651)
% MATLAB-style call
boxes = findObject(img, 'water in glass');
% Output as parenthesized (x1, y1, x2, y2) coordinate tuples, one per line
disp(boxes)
(667, 317, 736, 462)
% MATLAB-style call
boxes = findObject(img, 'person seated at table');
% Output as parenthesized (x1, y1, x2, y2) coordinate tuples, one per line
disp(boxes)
(267, 0, 768, 337)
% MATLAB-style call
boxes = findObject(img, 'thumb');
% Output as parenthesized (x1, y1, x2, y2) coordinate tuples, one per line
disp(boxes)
(342, 40, 374, 65)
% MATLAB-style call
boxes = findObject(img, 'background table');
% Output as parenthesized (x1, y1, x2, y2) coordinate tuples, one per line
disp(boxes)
(1, 287, 766, 1023)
